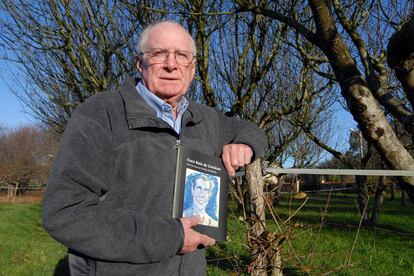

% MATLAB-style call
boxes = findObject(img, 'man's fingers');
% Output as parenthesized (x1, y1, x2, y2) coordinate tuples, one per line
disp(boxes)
(222, 144, 253, 176)
(179, 217, 216, 254)
(238, 147, 246, 165)
(243, 146, 253, 164)
(222, 149, 236, 176)
(222, 144, 240, 176)
(200, 234, 216, 247)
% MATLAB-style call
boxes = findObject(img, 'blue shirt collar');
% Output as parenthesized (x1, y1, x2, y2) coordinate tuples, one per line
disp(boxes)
(135, 81, 189, 133)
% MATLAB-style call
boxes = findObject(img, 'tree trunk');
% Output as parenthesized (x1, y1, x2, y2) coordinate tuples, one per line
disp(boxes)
(370, 176, 385, 226)
(274, 175, 285, 206)
(308, 0, 414, 204)
(387, 16, 414, 109)
(7, 183, 13, 199)
(12, 182, 19, 202)
(397, 181, 414, 203)
(245, 159, 282, 276)
(246, 159, 267, 275)
(387, 16, 414, 202)
(355, 175, 369, 224)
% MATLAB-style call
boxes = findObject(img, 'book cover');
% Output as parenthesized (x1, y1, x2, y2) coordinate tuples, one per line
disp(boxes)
(172, 145, 228, 241)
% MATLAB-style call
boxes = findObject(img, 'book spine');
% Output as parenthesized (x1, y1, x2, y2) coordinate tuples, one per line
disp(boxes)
(172, 139, 182, 218)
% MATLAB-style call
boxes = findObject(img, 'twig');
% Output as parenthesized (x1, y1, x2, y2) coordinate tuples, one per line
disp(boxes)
(324, 223, 414, 236)
(321, 263, 354, 276)
(264, 195, 305, 268)
(285, 176, 301, 228)
(307, 188, 332, 263)
(235, 176, 247, 219)
(138, 5, 234, 16)
(281, 197, 309, 226)
(347, 196, 370, 265)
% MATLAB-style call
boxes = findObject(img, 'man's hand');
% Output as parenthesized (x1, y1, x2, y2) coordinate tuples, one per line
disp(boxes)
(222, 144, 253, 176)
(179, 216, 215, 254)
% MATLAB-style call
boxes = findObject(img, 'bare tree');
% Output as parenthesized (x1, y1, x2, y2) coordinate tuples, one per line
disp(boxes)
(0, 125, 57, 200)
(0, 0, 155, 133)
(235, 0, 414, 203)
(1, 0, 337, 166)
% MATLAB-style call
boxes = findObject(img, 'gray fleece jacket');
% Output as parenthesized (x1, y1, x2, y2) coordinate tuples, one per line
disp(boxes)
(42, 78, 266, 275)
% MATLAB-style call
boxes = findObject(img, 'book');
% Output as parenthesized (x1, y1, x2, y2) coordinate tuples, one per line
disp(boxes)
(172, 144, 228, 241)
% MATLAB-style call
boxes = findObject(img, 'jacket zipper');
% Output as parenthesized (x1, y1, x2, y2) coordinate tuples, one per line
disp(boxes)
(172, 139, 182, 218)
(173, 138, 186, 275)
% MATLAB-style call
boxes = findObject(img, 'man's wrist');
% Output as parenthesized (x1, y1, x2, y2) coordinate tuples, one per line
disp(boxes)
(175, 218, 185, 254)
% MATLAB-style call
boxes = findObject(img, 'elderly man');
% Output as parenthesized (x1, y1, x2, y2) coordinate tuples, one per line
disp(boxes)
(43, 21, 266, 275)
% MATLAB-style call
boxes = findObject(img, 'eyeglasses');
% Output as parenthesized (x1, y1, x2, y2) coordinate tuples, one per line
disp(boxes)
(140, 48, 196, 65)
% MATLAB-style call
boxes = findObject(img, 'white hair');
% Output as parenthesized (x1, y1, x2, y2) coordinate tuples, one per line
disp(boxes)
(137, 20, 197, 55)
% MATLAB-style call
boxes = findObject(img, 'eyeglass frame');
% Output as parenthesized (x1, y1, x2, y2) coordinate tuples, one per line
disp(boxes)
(139, 48, 196, 66)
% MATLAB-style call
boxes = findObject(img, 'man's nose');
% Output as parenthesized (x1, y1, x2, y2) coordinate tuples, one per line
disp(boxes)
(165, 52, 178, 70)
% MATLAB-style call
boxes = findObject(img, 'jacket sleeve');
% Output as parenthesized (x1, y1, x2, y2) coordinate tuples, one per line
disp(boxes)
(216, 111, 267, 161)
(42, 107, 184, 264)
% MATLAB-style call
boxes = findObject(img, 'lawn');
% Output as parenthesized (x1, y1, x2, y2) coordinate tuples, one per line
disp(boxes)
(207, 192, 414, 275)
(0, 203, 68, 276)
(0, 192, 413, 275)
(276, 193, 414, 275)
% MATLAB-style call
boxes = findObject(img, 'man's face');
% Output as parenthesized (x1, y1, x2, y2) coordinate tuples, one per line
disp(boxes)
(137, 23, 196, 104)
(192, 178, 212, 211)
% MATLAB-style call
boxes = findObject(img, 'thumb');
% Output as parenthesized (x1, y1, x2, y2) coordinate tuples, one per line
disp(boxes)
(188, 215, 201, 226)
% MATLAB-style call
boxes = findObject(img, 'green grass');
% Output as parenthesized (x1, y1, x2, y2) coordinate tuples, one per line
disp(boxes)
(0, 204, 67, 276)
(1, 193, 413, 275)
(207, 193, 414, 275)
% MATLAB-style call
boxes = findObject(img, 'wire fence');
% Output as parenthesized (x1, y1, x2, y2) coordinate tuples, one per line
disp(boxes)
(264, 168, 414, 177)
(234, 167, 411, 195)
(2, 168, 411, 195)
(0, 187, 45, 191)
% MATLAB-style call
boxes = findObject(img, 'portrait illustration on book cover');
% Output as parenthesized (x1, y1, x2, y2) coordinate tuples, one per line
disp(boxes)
(182, 169, 220, 228)
(172, 146, 228, 240)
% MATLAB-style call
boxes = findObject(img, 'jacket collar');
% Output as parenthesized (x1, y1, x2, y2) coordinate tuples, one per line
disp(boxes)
(118, 77, 203, 129)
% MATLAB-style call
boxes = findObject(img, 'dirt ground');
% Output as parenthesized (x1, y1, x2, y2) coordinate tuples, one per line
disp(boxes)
(0, 189, 44, 203)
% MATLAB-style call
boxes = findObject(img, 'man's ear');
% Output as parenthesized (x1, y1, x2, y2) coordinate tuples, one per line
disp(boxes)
(191, 60, 196, 78)
(136, 56, 143, 73)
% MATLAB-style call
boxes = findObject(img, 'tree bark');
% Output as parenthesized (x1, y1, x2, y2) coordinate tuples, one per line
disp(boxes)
(246, 159, 267, 275)
(7, 183, 13, 199)
(387, 16, 414, 108)
(274, 175, 285, 206)
(355, 175, 369, 223)
(387, 16, 414, 201)
(401, 182, 406, 206)
(246, 159, 282, 276)
(370, 176, 385, 226)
